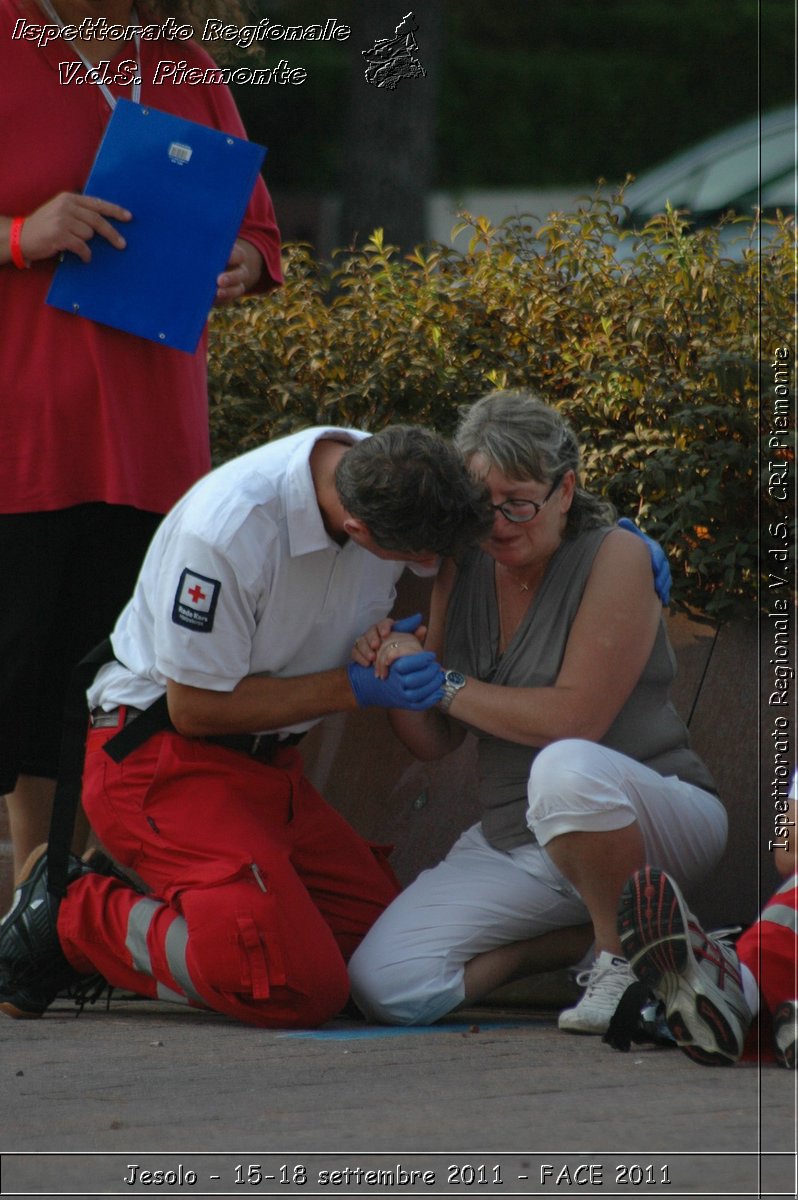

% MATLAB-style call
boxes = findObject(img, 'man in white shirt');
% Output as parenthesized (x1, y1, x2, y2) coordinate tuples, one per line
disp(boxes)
(0, 424, 492, 1028)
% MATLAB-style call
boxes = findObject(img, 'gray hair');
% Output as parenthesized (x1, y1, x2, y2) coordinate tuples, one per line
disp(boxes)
(454, 390, 616, 535)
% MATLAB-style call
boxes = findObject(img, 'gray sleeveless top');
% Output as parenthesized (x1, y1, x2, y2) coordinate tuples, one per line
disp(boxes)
(444, 526, 718, 850)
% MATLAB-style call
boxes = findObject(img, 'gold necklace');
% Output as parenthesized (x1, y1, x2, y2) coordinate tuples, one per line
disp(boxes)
(500, 564, 532, 592)
(496, 564, 534, 651)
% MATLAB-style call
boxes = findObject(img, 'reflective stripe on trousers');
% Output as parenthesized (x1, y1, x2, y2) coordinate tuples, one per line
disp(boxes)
(125, 896, 205, 1006)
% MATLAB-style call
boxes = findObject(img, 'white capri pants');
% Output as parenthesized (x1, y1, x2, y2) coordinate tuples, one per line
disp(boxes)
(349, 739, 727, 1026)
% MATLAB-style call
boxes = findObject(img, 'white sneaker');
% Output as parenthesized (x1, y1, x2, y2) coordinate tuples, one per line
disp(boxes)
(618, 866, 751, 1066)
(558, 950, 637, 1034)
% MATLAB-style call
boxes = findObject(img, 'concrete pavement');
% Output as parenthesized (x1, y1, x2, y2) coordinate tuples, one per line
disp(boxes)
(1, 994, 796, 1200)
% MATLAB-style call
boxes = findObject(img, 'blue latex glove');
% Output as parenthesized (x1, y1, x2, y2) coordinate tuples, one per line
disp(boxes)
(347, 653, 444, 711)
(617, 517, 671, 606)
(391, 612, 424, 634)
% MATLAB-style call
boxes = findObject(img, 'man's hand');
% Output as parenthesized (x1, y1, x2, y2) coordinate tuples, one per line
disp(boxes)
(16, 193, 131, 264)
(347, 652, 444, 711)
(214, 237, 263, 304)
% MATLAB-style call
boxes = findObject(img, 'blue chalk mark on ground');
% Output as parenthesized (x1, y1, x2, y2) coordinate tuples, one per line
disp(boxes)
(276, 1020, 545, 1040)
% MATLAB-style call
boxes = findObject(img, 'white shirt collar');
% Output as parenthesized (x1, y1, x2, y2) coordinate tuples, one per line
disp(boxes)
(283, 427, 368, 557)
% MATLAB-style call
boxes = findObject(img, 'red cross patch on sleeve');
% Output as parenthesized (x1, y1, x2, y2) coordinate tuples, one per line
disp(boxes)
(172, 568, 221, 632)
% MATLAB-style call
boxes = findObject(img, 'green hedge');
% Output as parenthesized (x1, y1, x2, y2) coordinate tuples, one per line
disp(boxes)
(208, 195, 794, 623)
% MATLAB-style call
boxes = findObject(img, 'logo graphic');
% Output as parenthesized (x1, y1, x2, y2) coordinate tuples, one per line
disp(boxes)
(172, 568, 221, 632)
(362, 11, 425, 90)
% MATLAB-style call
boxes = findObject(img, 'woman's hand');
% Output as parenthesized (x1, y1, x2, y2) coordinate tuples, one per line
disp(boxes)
(16, 193, 131, 264)
(215, 237, 263, 304)
(351, 612, 428, 675)
(374, 631, 425, 679)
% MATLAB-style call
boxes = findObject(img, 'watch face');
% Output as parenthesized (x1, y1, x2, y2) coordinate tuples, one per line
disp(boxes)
(446, 671, 466, 687)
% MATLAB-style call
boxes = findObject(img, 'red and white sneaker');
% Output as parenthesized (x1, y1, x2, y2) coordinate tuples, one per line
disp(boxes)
(618, 866, 751, 1066)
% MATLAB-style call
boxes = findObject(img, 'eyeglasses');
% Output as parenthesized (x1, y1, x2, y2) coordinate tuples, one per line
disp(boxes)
(490, 475, 564, 524)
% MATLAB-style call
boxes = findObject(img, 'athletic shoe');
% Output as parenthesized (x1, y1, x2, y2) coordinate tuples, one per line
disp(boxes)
(773, 1000, 797, 1069)
(0, 845, 101, 1019)
(618, 866, 751, 1066)
(558, 950, 637, 1034)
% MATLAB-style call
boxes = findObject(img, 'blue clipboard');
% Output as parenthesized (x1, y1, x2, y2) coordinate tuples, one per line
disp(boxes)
(46, 99, 266, 353)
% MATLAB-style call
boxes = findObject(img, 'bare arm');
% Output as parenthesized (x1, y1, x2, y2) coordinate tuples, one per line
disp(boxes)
(386, 557, 467, 760)
(166, 667, 359, 738)
(167, 633, 444, 736)
(386, 529, 661, 758)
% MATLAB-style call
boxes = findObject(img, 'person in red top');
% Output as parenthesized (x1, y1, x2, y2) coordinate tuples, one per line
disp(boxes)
(0, 0, 282, 880)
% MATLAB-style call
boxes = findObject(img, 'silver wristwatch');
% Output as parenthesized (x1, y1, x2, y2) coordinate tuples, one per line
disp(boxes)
(438, 669, 467, 713)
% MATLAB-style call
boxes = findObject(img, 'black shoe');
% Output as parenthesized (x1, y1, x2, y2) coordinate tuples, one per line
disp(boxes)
(0, 845, 99, 1019)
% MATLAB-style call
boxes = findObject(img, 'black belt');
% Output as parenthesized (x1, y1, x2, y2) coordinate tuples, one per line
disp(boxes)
(50, 636, 300, 904)
(206, 731, 305, 759)
(90, 707, 303, 761)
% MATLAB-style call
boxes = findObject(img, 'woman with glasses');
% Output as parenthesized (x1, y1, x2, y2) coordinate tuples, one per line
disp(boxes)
(348, 390, 726, 1033)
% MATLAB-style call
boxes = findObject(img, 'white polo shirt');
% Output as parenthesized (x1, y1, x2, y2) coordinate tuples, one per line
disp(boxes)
(88, 427, 409, 735)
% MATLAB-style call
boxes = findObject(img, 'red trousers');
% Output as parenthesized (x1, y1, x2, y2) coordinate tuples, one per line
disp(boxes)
(737, 873, 797, 1061)
(58, 723, 400, 1028)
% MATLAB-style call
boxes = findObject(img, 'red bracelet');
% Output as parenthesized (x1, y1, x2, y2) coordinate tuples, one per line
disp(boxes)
(9, 217, 29, 269)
